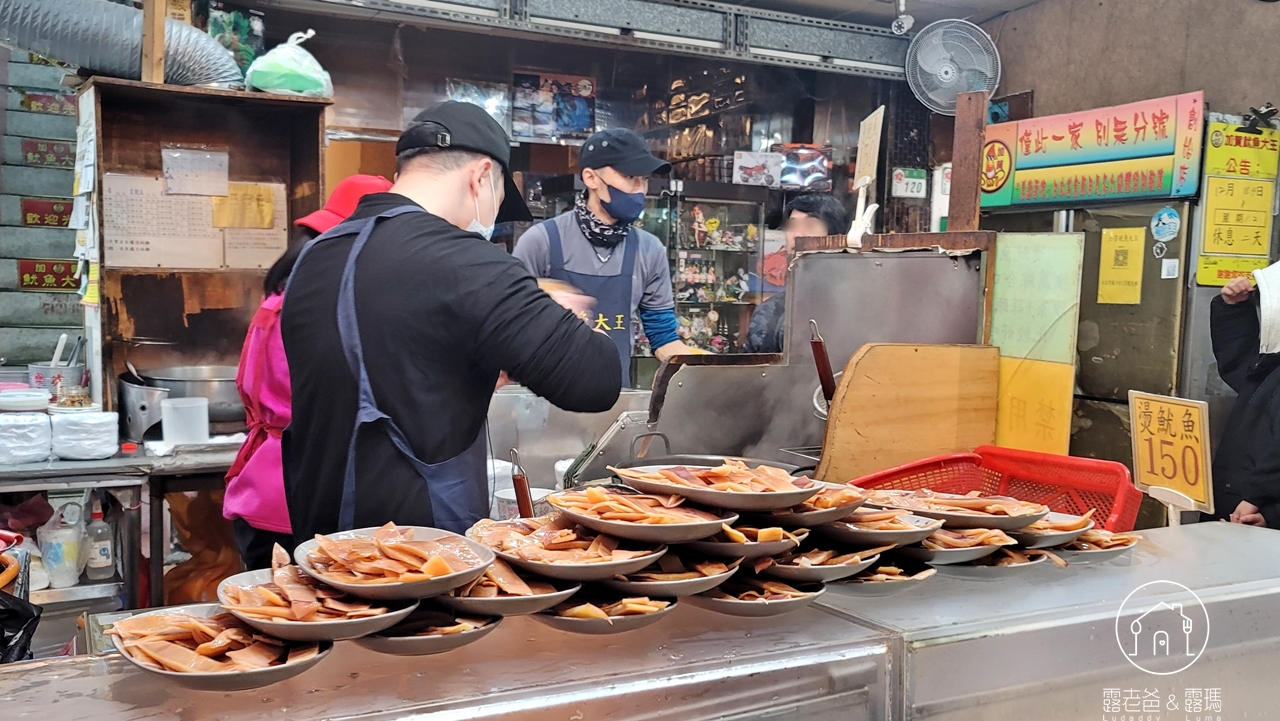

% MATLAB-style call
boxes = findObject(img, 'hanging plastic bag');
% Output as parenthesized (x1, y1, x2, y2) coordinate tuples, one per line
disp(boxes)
(244, 30, 333, 98)
(36, 504, 86, 590)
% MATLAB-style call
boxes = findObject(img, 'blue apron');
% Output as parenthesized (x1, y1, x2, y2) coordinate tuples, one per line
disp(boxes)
(544, 217, 637, 387)
(288, 206, 489, 534)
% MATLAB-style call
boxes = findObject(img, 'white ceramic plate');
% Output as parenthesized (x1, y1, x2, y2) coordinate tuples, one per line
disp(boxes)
(532, 599, 677, 635)
(436, 582, 581, 617)
(893, 544, 1001, 565)
(930, 553, 1049, 580)
(217, 569, 419, 641)
(551, 500, 737, 544)
(600, 564, 739, 597)
(684, 584, 826, 618)
(833, 574, 933, 597)
(683, 531, 809, 560)
(865, 494, 1049, 531)
(109, 603, 331, 691)
(814, 514, 942, 547)
(761, 554, 879, 583)
(294, 526, 494, 601)
(355, 611, 502, 656)
(617, 465, 820, 512)
(1008, 514, 1095, 549)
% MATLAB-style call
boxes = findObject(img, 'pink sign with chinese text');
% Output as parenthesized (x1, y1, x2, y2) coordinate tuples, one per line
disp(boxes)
(982, 92, 1203, 207)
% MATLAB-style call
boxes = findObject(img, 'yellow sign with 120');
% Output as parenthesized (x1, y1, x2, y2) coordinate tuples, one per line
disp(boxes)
(1128, 391, 1213, 513)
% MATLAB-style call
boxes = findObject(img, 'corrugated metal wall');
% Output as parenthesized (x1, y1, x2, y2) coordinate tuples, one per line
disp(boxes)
(0, 50, 81, 365)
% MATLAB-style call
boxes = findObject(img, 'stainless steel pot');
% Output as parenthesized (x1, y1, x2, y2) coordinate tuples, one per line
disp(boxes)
(139, 365, 244, 423)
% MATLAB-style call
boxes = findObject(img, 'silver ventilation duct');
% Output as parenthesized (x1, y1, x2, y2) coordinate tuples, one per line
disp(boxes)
(0, 0, 244, 88)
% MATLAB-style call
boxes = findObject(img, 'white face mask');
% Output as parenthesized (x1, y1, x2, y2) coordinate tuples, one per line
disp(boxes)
(467, 168, 500, 240)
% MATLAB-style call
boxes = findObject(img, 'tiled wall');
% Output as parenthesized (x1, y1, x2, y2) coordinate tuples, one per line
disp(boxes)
(0, 51, 82, 364)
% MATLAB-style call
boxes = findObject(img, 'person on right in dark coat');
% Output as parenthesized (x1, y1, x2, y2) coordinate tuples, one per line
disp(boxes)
(1208, 272, 1280, 528)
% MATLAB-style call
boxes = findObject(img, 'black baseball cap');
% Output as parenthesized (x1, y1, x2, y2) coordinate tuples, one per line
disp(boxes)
(397, 101, 533, 223)
(580, 128, 671, 177)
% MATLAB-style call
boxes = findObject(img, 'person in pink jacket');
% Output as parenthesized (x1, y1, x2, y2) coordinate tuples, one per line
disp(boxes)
(224, 175, 393, 569)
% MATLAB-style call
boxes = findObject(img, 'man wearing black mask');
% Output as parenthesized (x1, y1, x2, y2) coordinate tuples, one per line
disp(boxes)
(514, 128, 692, 385)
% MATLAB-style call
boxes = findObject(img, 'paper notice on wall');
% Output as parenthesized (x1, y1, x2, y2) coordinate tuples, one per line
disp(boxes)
(73, 124, 96, 195)
(68, 194, 89, 230)
(212, 182, 275, 228)
(80, 262, 99, 307)
(103, 173, 224, 268)
(162, 148, 229, 196)
(223, 182, 289, 269)
(1097, 227, 1146, 304)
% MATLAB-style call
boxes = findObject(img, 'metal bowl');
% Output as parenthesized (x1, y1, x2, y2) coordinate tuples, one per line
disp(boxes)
(532, 599, 677, 635)
(355, 612, 502, 656)
(684, 584, 826, 618)
(600, 564, 739, 597)
(930, 553, 1049, 581)
(109, 603, 332, 691)
(436, 583, 581, 617)
(1008, 514, 1096, 549)
(139, 365, 243, 422)
(294, 527, 494, 601)
(550, 499, 737, 544)
(893, 544, 1001, 565)
(216, 569, 419, 641)
(762, 554, 879, 584)
(1054, 543, 1136, 565)
(684, 531, 809, 560)
(615, 465, 819, 512)
(814, 514, 943, 547)
(865, 498, 1049, 531)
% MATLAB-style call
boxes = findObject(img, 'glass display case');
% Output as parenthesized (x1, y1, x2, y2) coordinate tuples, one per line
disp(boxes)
(668, 192, 766, 353)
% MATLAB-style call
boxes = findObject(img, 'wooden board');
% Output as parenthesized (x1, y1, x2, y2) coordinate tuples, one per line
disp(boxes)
(815, 344, 999, 483)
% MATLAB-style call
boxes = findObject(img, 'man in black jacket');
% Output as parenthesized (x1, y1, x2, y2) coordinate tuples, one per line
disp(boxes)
(1208, 275, 1280, 528)
(281, 102, 621, 541)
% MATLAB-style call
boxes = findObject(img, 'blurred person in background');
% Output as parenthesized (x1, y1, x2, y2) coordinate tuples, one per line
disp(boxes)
(224, 175, 392, 570)
(1208, 267, 1280, 529)
(744, 194, 851, 354)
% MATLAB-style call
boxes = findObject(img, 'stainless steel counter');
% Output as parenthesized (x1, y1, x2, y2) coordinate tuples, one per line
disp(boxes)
(822, 522, 1280, 720)
(0, 605, 892, 721)
(4, 524, 1278, 720)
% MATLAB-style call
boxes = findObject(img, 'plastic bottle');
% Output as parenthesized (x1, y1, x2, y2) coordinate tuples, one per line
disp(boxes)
(85, 499, 114, 581)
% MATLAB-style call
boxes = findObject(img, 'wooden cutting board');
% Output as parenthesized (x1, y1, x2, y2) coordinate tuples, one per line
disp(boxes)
(815, 344, 999, 484)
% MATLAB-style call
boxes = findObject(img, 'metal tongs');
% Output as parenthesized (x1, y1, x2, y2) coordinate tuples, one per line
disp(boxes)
(509, 449, 535, 518)
(810, 319, 837, 404)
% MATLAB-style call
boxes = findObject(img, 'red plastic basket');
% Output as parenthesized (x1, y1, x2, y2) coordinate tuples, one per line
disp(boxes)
(974, 446, 1141, 532)
(849, 453, 996, 495)
(848, 448, 1142, 532)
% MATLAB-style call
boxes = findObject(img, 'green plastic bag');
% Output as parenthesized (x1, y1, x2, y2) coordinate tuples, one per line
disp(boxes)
(245, 30, 332, 98)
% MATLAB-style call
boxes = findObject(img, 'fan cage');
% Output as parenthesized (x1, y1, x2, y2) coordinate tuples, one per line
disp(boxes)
(905, 18, 1002, 116)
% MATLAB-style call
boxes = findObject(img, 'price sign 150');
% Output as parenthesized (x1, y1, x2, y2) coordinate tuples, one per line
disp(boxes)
(1128, 391, 1214, 514)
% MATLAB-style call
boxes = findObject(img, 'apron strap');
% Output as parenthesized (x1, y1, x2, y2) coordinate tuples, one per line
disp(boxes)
(544, 218, 566, 277)
(619, 227, 639, 279)
(332, 206, 426, 530)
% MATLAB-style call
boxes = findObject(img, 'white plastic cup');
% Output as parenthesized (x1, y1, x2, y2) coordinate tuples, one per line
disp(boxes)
(161, 397, 210, 445)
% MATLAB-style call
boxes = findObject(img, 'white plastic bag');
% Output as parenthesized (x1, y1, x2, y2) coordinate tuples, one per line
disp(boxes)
(38, 504, 86, 589)
(51, 412, 118, 460)
(245, 30, 333, 98)
(0, 413, 51, 465)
